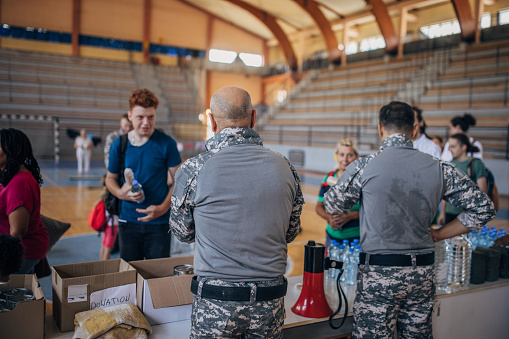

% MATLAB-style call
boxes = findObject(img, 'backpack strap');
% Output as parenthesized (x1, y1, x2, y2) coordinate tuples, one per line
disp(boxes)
(118, 134, 128, 184)
(467, 158, 476, 182)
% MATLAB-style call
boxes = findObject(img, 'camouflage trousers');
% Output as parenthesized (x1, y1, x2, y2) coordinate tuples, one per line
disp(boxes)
(353, 263, 435, 339)
(190, 276, 286, 339)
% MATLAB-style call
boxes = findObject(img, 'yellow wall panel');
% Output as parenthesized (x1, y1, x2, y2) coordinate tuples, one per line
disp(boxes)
(79, 45, 142, 63)
(209, 71, 262, 106)
(81, 0, 143, 41)
(0, 38, 71, 55)
(1, 0, 71, 32)
(211, 20, 264, 54)
(152, 0, 208, 50)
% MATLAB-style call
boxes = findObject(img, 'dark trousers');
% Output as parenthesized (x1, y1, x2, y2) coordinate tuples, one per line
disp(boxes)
(118, 221, 171, 262)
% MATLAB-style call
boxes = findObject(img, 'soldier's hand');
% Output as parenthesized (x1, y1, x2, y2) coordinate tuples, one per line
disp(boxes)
(430, 227, 440, 242)
(136, 205, 165, 222)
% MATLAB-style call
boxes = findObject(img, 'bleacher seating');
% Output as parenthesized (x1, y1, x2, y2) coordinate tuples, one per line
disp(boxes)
(418, 41, 509, 159)
(258, 42, 509, 159)
(0, 49, 203, 159)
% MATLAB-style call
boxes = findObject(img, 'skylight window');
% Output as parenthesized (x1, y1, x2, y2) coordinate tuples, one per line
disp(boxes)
(209, 49, 237, 64)
(420, 20, 460, 39)
(499, 9, 509, 25)
(480, 14, 491, 28)
(239, 53, 263, 67)
(359, 36, 385, 53)
(345, 42, 358, 55)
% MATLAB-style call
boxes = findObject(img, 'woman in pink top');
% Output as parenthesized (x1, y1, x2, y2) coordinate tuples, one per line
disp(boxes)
(0, 128, 49, 274)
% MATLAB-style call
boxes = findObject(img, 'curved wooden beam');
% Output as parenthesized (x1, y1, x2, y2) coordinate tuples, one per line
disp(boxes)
(451, 0, 476, 42)
(366, 0, 399, 55)
(227, 0, 298, 71)
(294, 0, 341, 64)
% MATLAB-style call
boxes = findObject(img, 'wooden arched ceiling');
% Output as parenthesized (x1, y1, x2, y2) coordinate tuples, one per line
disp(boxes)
(366, 0, 399, 55)
(451, 0, 476, 42)
(294, 0, 341, 64)
(228, 0, 299, 71)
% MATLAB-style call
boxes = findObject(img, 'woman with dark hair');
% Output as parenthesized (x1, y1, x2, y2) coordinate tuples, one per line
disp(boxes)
(0, 128, 49, 274)
(441, 113, 483, 161)
(438, 133, 488, 224)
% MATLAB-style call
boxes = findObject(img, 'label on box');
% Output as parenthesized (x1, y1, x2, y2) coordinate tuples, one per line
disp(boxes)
(68, 284, 88, 303)
(90, 283, 137, 310)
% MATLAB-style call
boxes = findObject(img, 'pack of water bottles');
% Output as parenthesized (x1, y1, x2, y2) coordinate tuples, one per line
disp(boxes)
(468, 226, 505, 250)
(327, 239, 361, 286)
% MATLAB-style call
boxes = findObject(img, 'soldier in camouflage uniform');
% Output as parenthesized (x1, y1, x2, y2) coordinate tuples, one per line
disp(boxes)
(324, 101, 495, 339)
(170, 86, 303, 338)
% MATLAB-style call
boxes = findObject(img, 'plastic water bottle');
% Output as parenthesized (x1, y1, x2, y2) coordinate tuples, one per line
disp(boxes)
(328, 241, 339, 279)
(131, 179, 145, 203)
(354, 245, 362, 264)
(479, 229, 488, 247)
(468, 231, 478, 250)
(498, 228, 506, 239)
(487, 230, 497, 247)
(435, 235, 472, 293)
(344, 247, 357, 286)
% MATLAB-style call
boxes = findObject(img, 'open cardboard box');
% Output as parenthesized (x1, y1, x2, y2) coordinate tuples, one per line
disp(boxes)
(52, 258, 136, 332)
(129, 256, 194, 325)
(0, 274, 45, 339)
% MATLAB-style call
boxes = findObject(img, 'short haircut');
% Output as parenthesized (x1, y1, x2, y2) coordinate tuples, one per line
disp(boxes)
(379, 101, 415, 135)
(129, 88, 159, 110)
(0, 235, 24, 278)
(210, 87, 252, 120)
(121, 113, 129, 120)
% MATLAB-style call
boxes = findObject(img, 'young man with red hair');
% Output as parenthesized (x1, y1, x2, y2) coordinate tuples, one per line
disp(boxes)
(106, 88, 181, 261)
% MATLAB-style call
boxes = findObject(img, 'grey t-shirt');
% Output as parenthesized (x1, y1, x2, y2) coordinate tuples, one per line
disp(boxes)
(324, 133, 495, 255)
(170, 127, 304, 282)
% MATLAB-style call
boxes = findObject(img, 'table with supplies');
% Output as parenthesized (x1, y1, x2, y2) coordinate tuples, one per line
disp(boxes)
(44, 274, 509, 339)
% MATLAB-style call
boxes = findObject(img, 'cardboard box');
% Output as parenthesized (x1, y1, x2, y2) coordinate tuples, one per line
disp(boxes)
(0, 274, 46, 339)
(52, 258, 136, 332)
(129, 256, 195, 325)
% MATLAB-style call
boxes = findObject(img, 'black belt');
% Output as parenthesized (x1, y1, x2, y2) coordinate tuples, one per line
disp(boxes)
(359, 252, 434, 266)
(190, 276, 287, 302)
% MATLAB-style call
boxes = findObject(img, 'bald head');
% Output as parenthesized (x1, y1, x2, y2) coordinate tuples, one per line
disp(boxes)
(210, 86, 253, 129)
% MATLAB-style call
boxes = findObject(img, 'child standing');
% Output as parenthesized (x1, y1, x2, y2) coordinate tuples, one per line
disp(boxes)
(95, 176, 119, 260)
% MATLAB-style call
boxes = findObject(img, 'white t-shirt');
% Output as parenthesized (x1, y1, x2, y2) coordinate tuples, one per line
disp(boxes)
(441, 137, 483, 161)
(75, 136, 93, 151)
(413, 134, 442, 158)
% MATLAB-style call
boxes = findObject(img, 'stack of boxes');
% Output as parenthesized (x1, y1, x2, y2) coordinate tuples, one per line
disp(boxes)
(51, 256, 195, 332)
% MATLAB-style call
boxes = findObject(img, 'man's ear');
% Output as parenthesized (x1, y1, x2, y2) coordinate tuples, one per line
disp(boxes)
(378, 123, 383, 138)
(127, 111, 132, 122)
(411, 123, 419, 139)
(209, 113, 218, 133)
(250, 110, 257, 129)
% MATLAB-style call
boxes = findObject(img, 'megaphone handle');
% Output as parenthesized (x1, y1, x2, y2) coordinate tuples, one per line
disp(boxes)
(328, 269, 349, 330)
(324, 257, 344, 270)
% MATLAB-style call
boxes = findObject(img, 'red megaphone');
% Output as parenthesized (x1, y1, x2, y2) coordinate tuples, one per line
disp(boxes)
(291, 240, 333, 318)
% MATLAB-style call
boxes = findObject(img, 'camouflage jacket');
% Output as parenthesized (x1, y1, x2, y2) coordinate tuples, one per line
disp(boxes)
(170, 127, 303, 245)
(324, 133, 495, 254)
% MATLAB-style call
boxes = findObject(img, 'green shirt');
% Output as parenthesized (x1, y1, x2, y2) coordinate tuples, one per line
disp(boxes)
(445, 158, 487, 216)
(318, 170, 360, 240)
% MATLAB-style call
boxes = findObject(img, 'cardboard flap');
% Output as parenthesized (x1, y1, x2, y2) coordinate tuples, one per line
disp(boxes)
(130, 256, 194, 279)
(147, 275, 194, 309)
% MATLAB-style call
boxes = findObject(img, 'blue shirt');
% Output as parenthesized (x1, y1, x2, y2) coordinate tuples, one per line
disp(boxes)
(108, 129, 182, 224)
